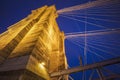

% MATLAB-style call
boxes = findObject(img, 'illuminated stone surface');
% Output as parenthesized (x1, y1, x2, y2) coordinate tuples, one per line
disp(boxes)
(0, 5, 68, 80)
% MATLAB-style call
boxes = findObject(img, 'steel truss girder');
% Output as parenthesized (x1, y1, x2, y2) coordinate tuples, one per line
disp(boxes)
(50, 57, 120, 77)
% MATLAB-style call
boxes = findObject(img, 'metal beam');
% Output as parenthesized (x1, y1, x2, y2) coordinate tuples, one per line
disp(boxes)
(96, 68, 104, 80)
(65, 28, 120, 39)
(79, 56, 83, 66)
(50, 57, 120, 77)
(57, 0, 119, 13)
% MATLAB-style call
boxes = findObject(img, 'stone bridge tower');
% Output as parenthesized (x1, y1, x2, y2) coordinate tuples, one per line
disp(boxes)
(0, 5, 68, 80)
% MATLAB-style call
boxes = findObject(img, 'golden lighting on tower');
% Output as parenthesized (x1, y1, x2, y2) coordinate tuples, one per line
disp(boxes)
(39, 62, 45, 69)
(41, 62, 45, 66)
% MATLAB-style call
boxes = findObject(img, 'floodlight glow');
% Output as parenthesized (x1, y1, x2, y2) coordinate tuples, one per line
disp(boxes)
(39, 62, 45, 69)
(41, 62, 45, 66)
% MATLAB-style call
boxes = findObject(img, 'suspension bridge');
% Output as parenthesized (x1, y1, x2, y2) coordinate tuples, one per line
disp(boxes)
(0, 0, 120, 80)
(51, 0, 120, 80)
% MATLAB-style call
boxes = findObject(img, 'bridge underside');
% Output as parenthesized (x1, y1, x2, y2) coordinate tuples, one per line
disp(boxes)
(50, 57, 120, 80)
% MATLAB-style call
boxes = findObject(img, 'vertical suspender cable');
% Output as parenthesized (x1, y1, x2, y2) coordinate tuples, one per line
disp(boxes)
(84, 4, 88, 80)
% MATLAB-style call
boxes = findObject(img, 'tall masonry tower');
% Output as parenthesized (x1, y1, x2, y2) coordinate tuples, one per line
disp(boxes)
(0, 5, 68, 80)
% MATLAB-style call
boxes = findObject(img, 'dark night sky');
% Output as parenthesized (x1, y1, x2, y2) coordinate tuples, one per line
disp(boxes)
(0, 0, 120, 80)
(0, 0, 92, 32)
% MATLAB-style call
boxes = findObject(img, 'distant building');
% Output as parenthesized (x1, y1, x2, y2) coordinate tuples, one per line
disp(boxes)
(0, 5, 68, 80)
